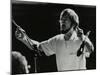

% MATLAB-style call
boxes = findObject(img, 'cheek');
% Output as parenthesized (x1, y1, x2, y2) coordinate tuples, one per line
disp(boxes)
(66, 24, 70, 28)
(65, 23, 71, 29)
(65, 20, 71, 28)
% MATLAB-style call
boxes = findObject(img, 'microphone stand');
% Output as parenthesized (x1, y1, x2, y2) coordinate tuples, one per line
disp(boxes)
(31, 46, 41, 73)
(34, 54, 37, 73)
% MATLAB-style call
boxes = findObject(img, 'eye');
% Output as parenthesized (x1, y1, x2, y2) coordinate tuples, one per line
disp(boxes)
(59, 20, 65, 24)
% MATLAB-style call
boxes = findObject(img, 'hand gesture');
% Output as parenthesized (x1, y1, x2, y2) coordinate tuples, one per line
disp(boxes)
(15, 26, 26, 41)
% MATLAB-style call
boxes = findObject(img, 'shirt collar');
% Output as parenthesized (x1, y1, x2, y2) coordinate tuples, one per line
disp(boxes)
(64, 30, 78, 41)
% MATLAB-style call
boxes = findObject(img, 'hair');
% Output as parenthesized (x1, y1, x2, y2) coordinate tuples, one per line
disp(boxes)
(12, 51, 29, 74)
(60, 8, 79, 29)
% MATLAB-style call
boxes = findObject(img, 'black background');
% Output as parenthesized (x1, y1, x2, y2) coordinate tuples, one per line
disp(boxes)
(12, 1, 96, 73)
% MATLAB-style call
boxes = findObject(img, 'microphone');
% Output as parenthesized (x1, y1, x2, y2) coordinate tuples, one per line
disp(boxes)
(77, 31, 91, 56)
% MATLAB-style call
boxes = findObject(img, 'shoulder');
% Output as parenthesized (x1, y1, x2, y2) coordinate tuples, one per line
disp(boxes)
(40, 34, 64, 44)
(54, 34, 64, 41)
(48, 34, 64, 40)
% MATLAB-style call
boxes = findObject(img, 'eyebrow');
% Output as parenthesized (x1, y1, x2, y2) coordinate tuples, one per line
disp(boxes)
(60, 17, 70, 21)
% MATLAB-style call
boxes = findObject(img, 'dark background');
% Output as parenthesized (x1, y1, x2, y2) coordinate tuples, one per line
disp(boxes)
(12, 1, 96, 73)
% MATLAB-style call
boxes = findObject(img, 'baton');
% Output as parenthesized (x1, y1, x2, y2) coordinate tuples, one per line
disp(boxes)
(12, 19, 26, 33)
(12, 19, 21, 28)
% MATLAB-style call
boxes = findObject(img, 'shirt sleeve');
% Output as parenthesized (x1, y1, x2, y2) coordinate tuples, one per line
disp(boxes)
(39, 36, 57, 56)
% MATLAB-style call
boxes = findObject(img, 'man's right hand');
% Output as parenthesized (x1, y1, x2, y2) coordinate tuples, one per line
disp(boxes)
(15, 26, 26, 41)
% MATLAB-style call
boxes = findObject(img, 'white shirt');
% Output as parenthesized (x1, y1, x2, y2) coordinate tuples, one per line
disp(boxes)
(39, 31, 93, 71)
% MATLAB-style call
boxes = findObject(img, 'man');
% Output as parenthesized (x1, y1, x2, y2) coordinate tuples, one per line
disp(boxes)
(12, 51, 30, 74)
(15, 8, 94, 71)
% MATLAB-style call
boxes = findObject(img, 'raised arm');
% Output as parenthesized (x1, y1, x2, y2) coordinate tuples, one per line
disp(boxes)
(77, 28, 94, 57)
(83, 31, 94, 57)
(83, 35, 94, 57)
(15, 25, 40, 51)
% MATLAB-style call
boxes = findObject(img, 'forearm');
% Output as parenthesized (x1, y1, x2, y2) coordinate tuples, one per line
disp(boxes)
(85, 39, 94, 53)
(84, 39, 94, 57)
(15, 29, 39, 50)
(21, 37, 34, 50)
(20, 35, 39, 50)
(15, 26, 40, 51)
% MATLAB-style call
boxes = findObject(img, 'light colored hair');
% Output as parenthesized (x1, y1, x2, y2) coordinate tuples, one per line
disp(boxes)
(12, 51, 29, 74)
(60, 8, 79, 27)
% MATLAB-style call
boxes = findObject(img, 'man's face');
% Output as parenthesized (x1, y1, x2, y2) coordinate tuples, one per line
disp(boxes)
(60, 16, 72, 33)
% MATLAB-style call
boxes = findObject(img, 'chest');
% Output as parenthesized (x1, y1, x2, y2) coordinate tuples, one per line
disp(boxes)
(56, 40, 82, 55)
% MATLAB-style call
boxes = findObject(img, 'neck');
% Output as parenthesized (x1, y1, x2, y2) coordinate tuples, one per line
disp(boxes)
(64, 27, 74, 40)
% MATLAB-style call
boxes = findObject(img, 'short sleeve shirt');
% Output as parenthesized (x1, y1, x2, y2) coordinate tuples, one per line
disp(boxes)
(39, 31, 92, 71)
